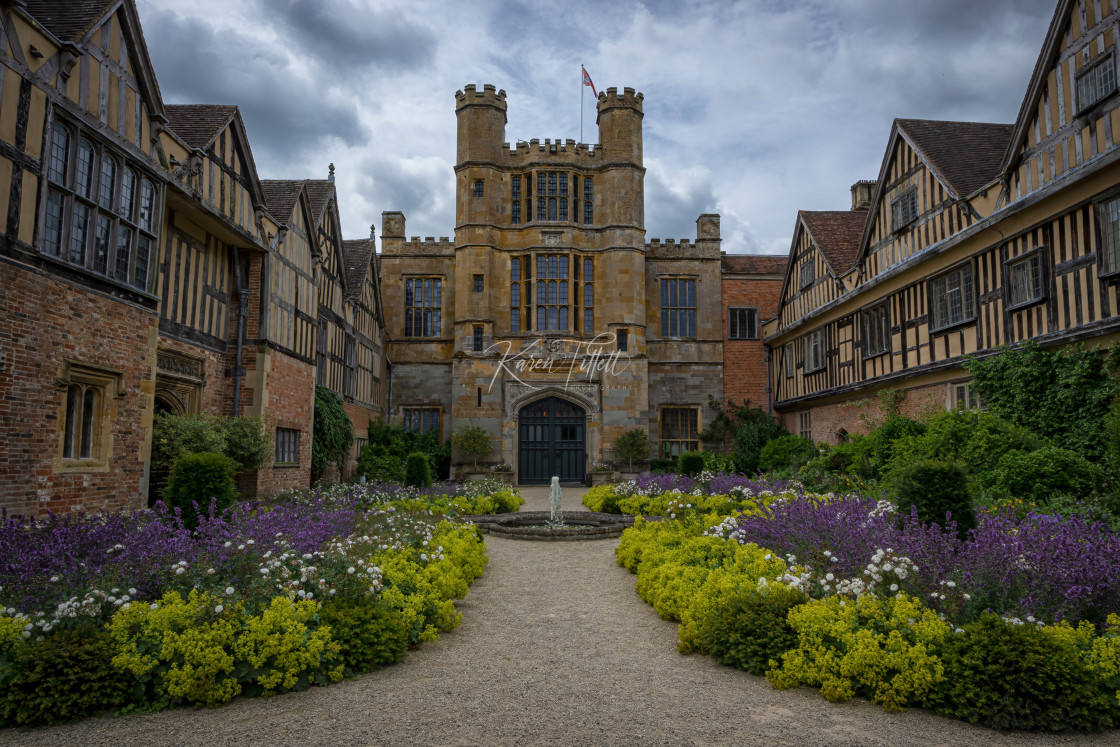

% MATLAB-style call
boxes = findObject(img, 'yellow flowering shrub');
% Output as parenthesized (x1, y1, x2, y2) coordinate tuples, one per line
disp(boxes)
(1044, 613, 1120, 707)
(109, 590, 242, 707)
(0, 614, 28, 658)
(767, 594, 951, 712)
(373, 553, 462, 645)
(581, 485, 617, 513)
(233, 596, 342, 696)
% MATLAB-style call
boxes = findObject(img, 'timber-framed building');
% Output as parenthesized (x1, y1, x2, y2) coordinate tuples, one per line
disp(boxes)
(765, 0, 1120, 440)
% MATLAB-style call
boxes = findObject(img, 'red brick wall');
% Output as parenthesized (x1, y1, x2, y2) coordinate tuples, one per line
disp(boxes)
(780, 381, 948, 444)
(239, 349, 313, 496)
(155, 335, 229, 414)
(722, 274, 783, 409)
(0, 263, 156, 516)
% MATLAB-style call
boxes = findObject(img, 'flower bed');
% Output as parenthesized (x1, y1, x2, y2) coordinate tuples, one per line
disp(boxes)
(0, 488, 491, 726)
(299, 477, 524, 515)
(583, 472, 795, 516)
(616, 478, 1120, 731)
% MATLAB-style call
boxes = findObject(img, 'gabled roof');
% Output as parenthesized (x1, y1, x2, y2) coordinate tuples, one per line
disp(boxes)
(259, 180, 305, 225)
(164, 105, 238, 150)
(897, 119, 1013, 199)
(23, 0, 117, 43)
(800, 210, 868, 276)
(22, 0, 164, 119)
(341, 239, 374, 303)
(721, 254, 787, 275)
(1001, 0, 1075, 172)
(303, 180, 335, 227)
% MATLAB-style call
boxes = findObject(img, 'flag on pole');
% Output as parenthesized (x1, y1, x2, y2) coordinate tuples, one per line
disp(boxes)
(582, 66, 597, 98)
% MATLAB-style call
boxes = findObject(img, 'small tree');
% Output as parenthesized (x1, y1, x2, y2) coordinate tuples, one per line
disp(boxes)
(452, 424, 492, 470)
(613, 429, 650, 472)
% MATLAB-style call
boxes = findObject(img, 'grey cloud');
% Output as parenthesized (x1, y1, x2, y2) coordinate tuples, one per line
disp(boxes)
(256, 0, 436, 72)
(353, 155, 454, 240)
(644, 167, 718, 241)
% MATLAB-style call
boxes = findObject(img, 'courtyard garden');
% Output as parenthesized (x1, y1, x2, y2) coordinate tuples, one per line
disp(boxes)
(0, 478, 520, 727)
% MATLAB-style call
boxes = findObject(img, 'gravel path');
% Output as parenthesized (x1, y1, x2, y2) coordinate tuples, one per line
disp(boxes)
(7, 487, 1119, 746)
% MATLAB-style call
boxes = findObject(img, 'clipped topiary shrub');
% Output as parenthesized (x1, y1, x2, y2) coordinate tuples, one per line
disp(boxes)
(319, 596, 410, 674)
(404, 452, 432, 487)
(164, 451, 237, 529)
(694, 585, 808, 675)
(890, 459, 976, 540)
(0, 624, 136, 727)
(678, 451, 705, 477)
(979, 445, 1101, 505)
(928, 614, 1119, 731)
(758, 434, 813, 475)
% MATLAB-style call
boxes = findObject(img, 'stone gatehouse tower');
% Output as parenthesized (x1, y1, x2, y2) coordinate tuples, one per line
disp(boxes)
(381, 84, 724, 483)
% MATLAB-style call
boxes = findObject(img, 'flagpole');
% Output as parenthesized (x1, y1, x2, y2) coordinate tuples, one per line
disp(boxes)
(580, 64, 584, 144)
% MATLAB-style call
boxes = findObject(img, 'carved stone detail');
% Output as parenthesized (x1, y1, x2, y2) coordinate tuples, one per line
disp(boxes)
(505, 381, 600, 418)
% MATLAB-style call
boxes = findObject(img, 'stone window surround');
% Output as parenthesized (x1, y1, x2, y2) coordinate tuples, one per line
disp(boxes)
(659, 405, 700, 458)
(274, 427, 301, 466)
(54, 359, 125, 474)
(402, 406, 442, 441)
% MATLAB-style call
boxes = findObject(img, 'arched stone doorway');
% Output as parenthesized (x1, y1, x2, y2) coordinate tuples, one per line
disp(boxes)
(518, 396, 586, 484)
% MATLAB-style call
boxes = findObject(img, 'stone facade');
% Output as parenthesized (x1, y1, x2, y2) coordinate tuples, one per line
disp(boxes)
(382, 85, 775, 482)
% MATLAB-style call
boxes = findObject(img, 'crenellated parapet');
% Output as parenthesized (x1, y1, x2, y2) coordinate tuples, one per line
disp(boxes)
(455, 84, 508, 114)
(498, 137, 603, 167)
(597, 87, 644, 115)
(379, 212, 453, 256)
(647, 214, 722, 259)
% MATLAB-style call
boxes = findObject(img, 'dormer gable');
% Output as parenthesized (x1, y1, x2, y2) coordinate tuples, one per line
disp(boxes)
(777, 210, 866, 330)
(856, 119, 1009, 284)
(1000, 0, 1120, 204)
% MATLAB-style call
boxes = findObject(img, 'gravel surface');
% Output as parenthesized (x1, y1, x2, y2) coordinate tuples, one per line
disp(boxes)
(7, 486, 1119, 746)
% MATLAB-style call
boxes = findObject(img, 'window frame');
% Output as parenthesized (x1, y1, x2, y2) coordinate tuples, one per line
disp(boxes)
(274, 427, 301, 466)
(472, 326, 484, 353)
(1076, 51, 1117, 115)
(784, 343, 794, 378)
(890, 186, 919, 233)
(402, 406, 442, 441)
(473, 179, 484, 198)
(728, 307, 759, 340)
(659, 406, 700, 458)
(798, 411, 812, 441)
(803, 329, 827, 373)
(946, 381, 982, 412)
(798, 258, 815, 290)
(403, 276, 443, 338)
(39, 117, 160, 293)
(659, 276, 698, 339)
(928, 262, 977, 332)
(1095, 190, 1120, 278)
(1004, 247, 1047, 311)
(862, 301, 891, 357)
(55, 360, 122, 472)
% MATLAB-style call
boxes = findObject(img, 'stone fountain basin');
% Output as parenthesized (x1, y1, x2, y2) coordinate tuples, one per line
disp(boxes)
(464, 510, 634, 541)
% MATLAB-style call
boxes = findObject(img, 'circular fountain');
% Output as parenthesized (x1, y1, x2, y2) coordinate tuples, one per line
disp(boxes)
(465, 510, 633, 541)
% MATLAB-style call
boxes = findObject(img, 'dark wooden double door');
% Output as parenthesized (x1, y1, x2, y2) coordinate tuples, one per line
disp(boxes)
(518, 396, 586, 484)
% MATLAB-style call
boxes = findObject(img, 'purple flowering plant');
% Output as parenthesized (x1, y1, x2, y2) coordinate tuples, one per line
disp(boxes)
(718, 488, 1120, 627)
(0, 484, 469, 638)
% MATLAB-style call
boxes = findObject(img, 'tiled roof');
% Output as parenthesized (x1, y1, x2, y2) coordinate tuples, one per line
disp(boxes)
(259, 180, 303, 224)
(303, 180, 335, 225)
(23, 0, 114, 43)
(341, 239, 374, 302)
(897, 119, 1013, 198)
(721, 254, 788, 275)
(800, 210, 868, 275)
(165, 105, 238, 150)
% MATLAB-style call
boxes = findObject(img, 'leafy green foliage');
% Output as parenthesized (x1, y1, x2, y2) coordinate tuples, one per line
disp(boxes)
(677, 451, 705, 476)
(928, 614, 1119, 731)
(165, 452, 238, 529)
(979, 446, 1101, 505)
(887, 409, 1044, 480)
(357, 420, 449, 482)
(312, 386, 354, 480)
(152, 412, 271, 472)
(451, 424, 492, 469)
(319, 596, 409, 674)
(692, 585, 807, 675)
(699, 396, 786, 473)
(0, 624, 136, 726)
(759, 434, 813, 474)
(866, 415, 926, 476)
(613, 428, 650, 471)
(966, 342, 1120, 462)
(404, 452, 432, 488)
(890, 460, 976, 540)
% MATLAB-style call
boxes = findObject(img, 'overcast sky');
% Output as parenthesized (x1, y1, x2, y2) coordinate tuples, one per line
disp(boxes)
(136, 0, 1058, 255)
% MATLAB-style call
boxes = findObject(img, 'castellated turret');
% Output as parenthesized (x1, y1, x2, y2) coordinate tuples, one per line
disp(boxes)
(456, 84, 507, 164)
(596, 87, 643, 164)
